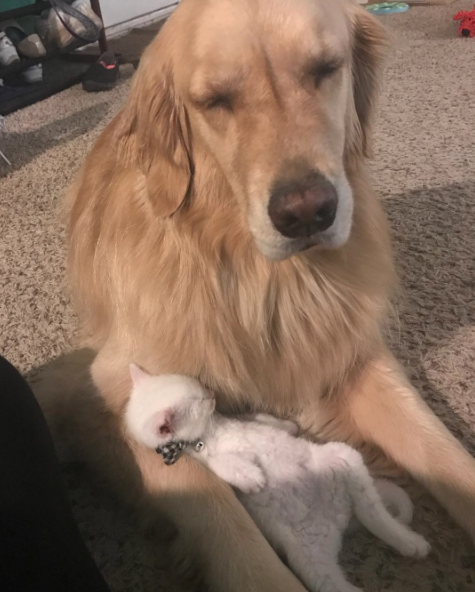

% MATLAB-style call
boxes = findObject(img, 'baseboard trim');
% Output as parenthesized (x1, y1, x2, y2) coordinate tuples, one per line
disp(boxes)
(105, 3, 178, 39)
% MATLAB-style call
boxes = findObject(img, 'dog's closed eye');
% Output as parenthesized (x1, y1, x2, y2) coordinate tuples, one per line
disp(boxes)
(192, 85, 235, 113)
(306, 57, 343, 88)
(204, 95, 234, 112)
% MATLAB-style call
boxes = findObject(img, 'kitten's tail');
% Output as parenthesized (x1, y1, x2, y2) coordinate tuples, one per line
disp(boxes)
(340, 447, 430, 557)
(373, 478, 414, 525)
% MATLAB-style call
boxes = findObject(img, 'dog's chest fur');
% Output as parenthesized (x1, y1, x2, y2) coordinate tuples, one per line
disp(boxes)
(128, 234, 389, 416)
(71, 163, 394, 417)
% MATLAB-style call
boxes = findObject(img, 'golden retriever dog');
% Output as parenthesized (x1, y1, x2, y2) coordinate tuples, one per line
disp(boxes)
(37, 0, 475, 590)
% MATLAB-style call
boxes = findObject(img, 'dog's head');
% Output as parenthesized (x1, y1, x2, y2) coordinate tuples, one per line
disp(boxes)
(121, 0, 385, 260)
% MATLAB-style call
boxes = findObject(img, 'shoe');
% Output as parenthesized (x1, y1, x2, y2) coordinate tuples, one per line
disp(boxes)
(71, 0, 103, 32)
(82, 51, 119, 92)
(20, 63, 43, 84)
(35, 13, 55, 51)
(5, 26, 46, 58)
(0, 31, 20, 66)
(47, 6, 82, 49)
(46, 1, 103, 49)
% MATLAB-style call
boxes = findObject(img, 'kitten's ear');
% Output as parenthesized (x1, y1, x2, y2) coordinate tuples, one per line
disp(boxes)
(150, 410, 175, 437)
(129, 363, 150, 388)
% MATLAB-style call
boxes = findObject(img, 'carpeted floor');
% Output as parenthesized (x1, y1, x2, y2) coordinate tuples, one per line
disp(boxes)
(1, 2, 475, 591)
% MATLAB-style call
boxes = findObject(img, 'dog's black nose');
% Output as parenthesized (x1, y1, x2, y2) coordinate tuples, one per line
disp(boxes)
(268, 172, 338, 238)
(462, 28, 470, 37)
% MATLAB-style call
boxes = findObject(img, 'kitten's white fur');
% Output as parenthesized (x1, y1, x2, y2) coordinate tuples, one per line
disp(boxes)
(126, 367, 430, 592)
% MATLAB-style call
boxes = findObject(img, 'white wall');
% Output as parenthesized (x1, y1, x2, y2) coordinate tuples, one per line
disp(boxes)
(99, 0, 177, 28)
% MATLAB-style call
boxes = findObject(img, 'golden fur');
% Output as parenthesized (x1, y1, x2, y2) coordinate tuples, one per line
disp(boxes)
(35, 0, 475, 590)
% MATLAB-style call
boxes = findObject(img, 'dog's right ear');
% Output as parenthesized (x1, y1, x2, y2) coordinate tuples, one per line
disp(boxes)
(117, 46, 193, 217)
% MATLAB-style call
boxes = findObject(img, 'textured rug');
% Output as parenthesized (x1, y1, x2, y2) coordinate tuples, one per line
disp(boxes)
(1, 2, 475, 590)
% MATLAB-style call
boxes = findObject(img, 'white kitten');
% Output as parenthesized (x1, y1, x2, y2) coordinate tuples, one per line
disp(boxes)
(126, 366, 430, 592)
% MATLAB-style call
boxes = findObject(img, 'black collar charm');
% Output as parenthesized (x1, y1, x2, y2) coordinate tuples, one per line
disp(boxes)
(156, 440, 205, 466)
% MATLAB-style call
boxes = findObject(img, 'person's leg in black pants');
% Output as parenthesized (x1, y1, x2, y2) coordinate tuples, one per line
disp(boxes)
(0, 355, 110, 592)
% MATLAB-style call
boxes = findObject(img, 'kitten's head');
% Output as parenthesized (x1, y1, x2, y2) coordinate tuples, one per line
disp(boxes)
(125, 364, 215, 450)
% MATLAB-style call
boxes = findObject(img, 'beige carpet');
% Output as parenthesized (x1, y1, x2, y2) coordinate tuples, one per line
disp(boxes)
(1, 2, 475, 590)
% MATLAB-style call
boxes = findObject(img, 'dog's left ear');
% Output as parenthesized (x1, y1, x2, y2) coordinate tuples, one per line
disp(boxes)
(116, 39, 194, 218)
(346, 6, 387, 160)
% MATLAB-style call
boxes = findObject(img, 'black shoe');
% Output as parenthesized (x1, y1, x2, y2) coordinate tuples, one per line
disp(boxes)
(82, 51, 119, 92)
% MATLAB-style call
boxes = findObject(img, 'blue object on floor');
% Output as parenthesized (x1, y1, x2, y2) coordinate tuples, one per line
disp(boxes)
(366, 3, 409, 15)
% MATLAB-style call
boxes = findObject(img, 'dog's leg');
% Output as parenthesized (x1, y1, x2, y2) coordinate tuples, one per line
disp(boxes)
(332, 350, 475, 543)
(34, 349, 307, 592)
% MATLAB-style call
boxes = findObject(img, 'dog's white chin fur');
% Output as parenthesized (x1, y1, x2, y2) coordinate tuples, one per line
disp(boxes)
(249, 174, 354, 261)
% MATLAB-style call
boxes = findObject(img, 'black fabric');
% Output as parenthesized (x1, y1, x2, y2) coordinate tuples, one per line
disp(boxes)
(0, 355, 110, 592)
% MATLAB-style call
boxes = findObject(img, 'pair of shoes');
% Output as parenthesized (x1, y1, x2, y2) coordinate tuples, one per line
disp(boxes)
(1, 20, 46, 58)
(45, 1, 103, 49)
(82, 51, 119, 92)
(4, 26, 46, 58)
(0, 30, 43, 83)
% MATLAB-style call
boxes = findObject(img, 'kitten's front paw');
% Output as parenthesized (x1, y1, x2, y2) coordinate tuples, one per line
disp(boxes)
(248, 466, 266, 493)
(254, 413, 299, 436)
(238, 464, 266, 494)
(279, 419, 299, 436)
(396, 532, 431, 559)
